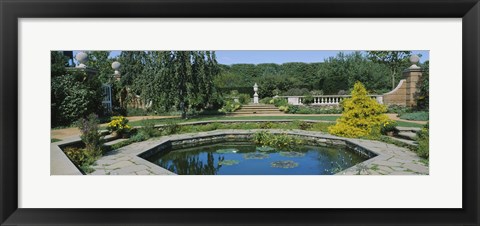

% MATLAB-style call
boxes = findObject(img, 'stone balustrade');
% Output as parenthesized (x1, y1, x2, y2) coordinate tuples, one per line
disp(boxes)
(277, 95, 384, 106)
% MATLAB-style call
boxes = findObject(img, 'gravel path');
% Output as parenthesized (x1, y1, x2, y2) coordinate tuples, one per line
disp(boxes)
(51, 115, 179, 140)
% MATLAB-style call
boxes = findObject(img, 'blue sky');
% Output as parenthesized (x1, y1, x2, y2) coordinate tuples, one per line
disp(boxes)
(73, 50, 429, 65)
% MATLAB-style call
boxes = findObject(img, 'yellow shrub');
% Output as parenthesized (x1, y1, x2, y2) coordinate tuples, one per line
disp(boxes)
(107, 116, 131, 134)
(328, 82, 392, 138)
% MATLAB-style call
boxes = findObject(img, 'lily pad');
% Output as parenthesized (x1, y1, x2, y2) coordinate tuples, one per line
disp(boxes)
(216, 148, 239, 154)
(243, 152, 269, 160)
(256, 146, 276, 152)
(218, 160, 240, 166)
(271, 160, 299, 168)
(279, 151, 305, 158)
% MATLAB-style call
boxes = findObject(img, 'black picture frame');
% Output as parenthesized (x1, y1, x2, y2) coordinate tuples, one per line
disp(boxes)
(1, 0, 479, 225)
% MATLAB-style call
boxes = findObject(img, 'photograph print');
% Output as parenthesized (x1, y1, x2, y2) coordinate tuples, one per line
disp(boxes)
(51, 50, 429, 176)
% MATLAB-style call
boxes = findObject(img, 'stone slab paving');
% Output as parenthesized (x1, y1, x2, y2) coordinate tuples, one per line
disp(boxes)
(90, 137, 175, 175)
(103, 138, 129, 146)
(88, 129, 429, 176)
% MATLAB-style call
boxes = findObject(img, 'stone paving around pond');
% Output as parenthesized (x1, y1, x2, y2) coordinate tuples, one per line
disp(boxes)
(85, 129, 428, 175)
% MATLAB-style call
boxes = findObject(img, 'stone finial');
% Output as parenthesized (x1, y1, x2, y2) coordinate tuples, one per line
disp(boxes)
(253, 83, 259, 104)
(112, 61, 121, 75)
(408, 54, 421, 69)
(75, 52, 88, 68)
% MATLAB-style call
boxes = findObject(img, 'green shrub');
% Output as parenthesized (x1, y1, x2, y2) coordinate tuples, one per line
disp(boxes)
(162, 121, 181, 135)
(387, 105, 412, 115)
(130, 131, 150, 142)
(285, 105, 299, 114)
(291, 120, 313, 130)
(77, 114, 103, 155)
(130, 120, 161, 142)
(278, 105, 289, 112)
(219, 100, 241, 113)
(399, 111, 429, 121)
(296, 121, 313, 130)
(288, 106, 342, 114)
(51, 70, 103, 127)
(252, 131, 303, 149)
(302, 94, 314, 105)
(65, 114, 103, 173)
(238, 93, 251, 104)
(297, 107, 314, 114)
(260, 97, 273, 104)
(328, 82, 392, 138)
(416, 124, 429, 158)
(272, 98, 288, 107)
(64, 147, 97, 173)
(141, 120, 161, 136)
(380, 120, 399, 135)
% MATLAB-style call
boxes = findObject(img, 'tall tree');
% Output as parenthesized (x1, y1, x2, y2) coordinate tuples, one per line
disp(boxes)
(116, 51, 148, 110)
(317, 52, 390, 94)
(134, 51, 220, 118)
(87, 51, 112, 83)
(173, 51, 191, 119)
(367, 51, 411, 90)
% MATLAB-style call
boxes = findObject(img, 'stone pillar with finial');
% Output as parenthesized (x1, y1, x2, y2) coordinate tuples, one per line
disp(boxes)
(253, 83, 259, 104)
(403, 54, 423, 107)
(67, 51, 98, 77)
(75, 51, 88, 68)
(112, 61, 121, 82)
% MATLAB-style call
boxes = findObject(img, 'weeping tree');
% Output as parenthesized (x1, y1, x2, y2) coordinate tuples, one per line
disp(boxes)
(134, 51, 220, 119)
(115, 51, 148, 112)
(170, 51, 219, 118)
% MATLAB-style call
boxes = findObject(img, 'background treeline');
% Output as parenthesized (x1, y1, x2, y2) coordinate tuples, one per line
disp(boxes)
(215, 51, 421, 97)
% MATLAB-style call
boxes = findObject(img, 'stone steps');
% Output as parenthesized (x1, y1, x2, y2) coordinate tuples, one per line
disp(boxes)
(397, 127, 421, 132)
(397, 131, 417, 141)
(103, 138, 129, 147)
(236, 108, 280, 111)
(230, 112, 284, 115)
(390, 136, 418, 146)
(234, 104, 283, 114)
(102, 134, 117, 142)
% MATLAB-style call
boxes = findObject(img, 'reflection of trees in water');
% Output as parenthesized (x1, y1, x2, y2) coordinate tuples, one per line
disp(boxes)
(159, 152, 224, 175)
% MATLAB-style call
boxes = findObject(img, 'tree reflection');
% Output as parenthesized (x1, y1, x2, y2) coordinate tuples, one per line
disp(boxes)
(159, 151, 224, 175)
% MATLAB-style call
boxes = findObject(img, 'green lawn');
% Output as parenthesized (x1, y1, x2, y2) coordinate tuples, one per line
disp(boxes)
(128, 115, 425, 128)
(127, 115, 340, 127)
(395, 121, 425, 128)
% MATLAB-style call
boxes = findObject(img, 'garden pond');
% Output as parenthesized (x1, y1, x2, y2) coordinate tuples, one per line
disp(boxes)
(145, 142, 369, 175)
